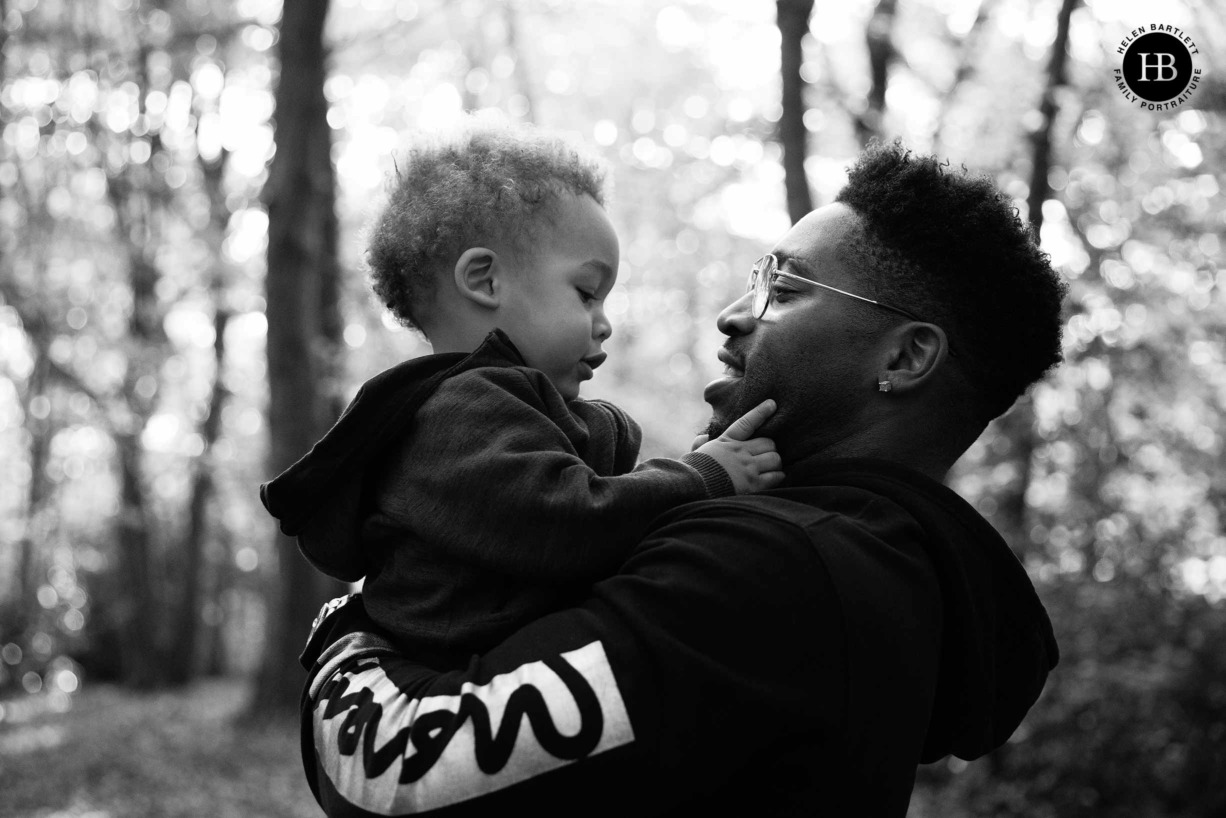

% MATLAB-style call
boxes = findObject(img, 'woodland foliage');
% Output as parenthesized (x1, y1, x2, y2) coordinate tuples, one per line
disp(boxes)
(0, 0, 1223, 814)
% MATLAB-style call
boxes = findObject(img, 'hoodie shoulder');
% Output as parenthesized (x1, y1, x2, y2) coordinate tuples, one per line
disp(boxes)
(781, 458, 1060, 762)
(259, 330, 534, 580)
(652, 461, 1058, 763)
(419, 364, 584, 438)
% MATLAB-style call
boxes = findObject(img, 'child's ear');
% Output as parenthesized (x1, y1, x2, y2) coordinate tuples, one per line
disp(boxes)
(453, 248, 501, 310)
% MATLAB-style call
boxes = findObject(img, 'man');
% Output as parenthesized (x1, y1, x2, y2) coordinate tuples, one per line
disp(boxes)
(295, 143, 1066, 816)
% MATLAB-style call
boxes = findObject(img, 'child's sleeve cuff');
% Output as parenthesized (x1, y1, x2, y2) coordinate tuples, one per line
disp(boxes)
(680, 451, 736, 499)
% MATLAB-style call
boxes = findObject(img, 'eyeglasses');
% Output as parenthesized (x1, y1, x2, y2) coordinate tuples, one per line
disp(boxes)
(746, 254, 957, 356)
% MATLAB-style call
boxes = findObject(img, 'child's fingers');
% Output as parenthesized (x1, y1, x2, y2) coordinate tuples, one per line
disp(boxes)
(721, 399, 777, 442)
(742, 437, 777, 456)
(690, 434, 710, 452)
(755, 452, 783, 473)
(758, 470, 786, 490)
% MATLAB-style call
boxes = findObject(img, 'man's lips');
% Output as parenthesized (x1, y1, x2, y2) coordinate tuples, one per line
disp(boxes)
(705, 347, 746, 404)
(717, 347, 745, 377)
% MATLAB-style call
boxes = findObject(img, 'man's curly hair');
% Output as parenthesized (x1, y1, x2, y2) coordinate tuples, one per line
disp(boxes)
(367, 118, 608, 333)
(834, 142, 1067, 420)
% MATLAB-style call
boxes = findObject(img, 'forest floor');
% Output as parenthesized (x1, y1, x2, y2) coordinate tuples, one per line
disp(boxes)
(0, 679, 320, 818)
(0, 678, 977, 818)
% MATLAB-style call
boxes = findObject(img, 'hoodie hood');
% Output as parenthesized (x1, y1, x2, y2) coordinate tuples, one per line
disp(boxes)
(794, 457, 1059, 763)
(259, 330, 527, 582)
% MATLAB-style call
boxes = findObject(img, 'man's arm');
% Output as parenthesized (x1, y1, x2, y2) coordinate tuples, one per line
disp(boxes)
(300, 502, 846, 817)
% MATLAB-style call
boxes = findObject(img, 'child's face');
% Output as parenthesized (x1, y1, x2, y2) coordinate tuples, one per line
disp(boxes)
(498, 192, 620, 401)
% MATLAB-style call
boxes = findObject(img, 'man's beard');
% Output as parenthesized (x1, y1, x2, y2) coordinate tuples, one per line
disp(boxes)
(704, 364, 774, 439)
(703, 415, 728, 439)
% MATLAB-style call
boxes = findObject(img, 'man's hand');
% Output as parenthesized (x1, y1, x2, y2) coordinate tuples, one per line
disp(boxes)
(694, 399, 784, 494)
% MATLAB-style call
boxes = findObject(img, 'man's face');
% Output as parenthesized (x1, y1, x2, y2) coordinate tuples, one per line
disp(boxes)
(498, 192, 620, 401)
(704, 203, 885, 459)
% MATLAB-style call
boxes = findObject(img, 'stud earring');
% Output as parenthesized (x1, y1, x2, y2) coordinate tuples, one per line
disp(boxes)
(878, 379, 892, 393)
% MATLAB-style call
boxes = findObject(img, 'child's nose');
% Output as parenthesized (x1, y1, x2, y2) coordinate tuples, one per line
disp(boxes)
(593, 308, 612, 341)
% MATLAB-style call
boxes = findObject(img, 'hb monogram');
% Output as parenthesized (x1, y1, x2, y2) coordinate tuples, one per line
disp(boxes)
(1136, 52, 1177, 82)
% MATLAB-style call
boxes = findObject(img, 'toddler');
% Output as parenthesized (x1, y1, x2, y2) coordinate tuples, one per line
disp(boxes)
(261, 117, 782, 664)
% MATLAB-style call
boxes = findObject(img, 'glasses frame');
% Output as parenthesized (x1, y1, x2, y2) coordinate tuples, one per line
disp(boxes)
(747, 254, 957, 356)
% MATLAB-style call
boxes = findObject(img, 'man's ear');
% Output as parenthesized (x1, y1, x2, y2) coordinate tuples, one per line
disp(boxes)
(878, 323, 949, 394)
(453, 247, 501, 310)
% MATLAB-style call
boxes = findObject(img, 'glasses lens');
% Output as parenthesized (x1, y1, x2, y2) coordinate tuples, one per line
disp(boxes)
(750, 255, 775, 318)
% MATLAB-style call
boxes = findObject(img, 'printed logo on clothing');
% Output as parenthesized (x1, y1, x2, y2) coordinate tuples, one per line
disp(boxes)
(1113, 25, 1202, 111)
(312, 641, 634, 813)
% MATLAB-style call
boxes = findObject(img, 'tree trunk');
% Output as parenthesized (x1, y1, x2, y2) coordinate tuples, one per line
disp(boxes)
(502, 0, 537, 123)
(110, 220, 168, 689)
(15, 353, 52, 631)
(163, 111, 238, 683)
(987, 396, 1037, 552)
(932, 0, 997, 155)
(165, 303, 230, 684)
(1026, 0, 1079, 235)
(777, 0, 815, 224)
(250, 0, 345, 718)
(856, 0, 898, 146)
(989, 0, 1079, 556)
(114, 430, 162, 688)
(99, 24, 173, 688)
(200, 521, 234, 677)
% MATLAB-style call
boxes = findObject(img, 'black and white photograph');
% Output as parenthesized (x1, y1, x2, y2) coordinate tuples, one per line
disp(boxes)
(0, 0, 1222, 815)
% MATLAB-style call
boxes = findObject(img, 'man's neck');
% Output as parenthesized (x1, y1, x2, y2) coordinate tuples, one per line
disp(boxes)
(782, 433, 953, 484)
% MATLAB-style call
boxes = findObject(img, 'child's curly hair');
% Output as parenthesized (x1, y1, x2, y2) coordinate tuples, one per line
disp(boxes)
(835, 141, 1067, 420)
(367, 117, 608, 333)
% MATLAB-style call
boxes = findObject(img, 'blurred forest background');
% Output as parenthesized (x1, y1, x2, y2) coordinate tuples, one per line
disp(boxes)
(0, 0, 1224, 815)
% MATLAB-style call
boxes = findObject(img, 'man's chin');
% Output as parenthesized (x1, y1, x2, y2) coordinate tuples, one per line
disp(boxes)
(703, 374, 742, 438)
(704, 376, 766, 439)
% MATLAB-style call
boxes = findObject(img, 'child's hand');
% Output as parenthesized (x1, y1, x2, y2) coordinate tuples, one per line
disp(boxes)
(695, 399, 784, 494)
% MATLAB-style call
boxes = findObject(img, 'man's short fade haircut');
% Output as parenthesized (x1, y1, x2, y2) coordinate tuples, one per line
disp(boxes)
(834, 141, 1067, 420)
(367, 116, 608, 333)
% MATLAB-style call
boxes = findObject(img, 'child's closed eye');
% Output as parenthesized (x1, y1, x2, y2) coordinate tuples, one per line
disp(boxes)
(576, 288, 597, 305)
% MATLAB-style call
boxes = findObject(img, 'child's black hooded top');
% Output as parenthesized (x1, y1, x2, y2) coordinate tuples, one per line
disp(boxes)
(261, 329, 732, 659)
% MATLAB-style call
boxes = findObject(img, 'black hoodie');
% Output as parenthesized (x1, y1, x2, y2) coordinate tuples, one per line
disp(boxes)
(261, 330, 732, 657)
(297, 457, 1058, 817)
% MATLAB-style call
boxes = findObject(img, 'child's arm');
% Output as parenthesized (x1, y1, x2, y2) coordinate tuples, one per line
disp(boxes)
(686, 399, 784, 495)
(578, 396, 783, 496)
(379, 367, 778, 586)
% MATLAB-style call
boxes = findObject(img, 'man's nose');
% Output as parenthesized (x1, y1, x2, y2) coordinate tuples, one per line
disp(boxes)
(716, 290, 755, 337)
